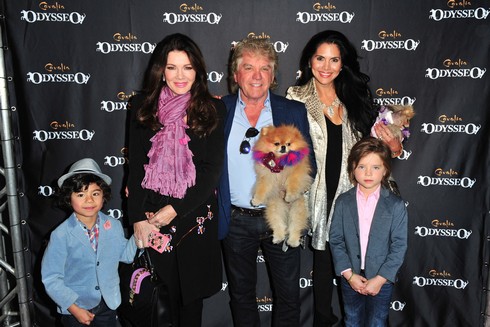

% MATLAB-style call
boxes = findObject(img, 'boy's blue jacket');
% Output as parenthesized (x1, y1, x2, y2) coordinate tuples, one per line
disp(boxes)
(41, 212, 136, 314)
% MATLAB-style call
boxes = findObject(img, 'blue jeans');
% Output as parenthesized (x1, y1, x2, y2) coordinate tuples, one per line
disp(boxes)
(222, 208, 301, 327)
(341, 277, 393, 327)
(61, 298, 120, 327)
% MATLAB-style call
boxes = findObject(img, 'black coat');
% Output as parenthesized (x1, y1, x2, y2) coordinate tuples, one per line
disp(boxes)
(127, 93, 226, 304)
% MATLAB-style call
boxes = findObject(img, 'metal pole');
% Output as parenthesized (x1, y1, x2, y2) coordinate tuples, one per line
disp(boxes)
(485, 227, 490, 327)
(0, 18, 32, 326)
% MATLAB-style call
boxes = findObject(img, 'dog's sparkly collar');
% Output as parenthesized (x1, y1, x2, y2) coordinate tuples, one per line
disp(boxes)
(253, 148, 309, 173)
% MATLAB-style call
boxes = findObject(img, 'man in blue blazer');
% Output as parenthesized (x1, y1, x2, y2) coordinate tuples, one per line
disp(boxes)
(218, 38, 314, 327)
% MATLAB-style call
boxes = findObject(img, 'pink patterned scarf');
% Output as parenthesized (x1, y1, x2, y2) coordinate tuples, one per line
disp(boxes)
(141, 87, 196, 199)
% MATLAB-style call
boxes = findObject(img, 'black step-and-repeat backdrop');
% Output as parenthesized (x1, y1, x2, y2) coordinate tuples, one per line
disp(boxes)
(3, 1, 489, 326)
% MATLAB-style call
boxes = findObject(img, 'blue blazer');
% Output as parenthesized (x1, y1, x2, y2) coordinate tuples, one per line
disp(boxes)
(41, 212, 137, 314)
(329, 186, 408, 283)
(217, 92, 315, 239)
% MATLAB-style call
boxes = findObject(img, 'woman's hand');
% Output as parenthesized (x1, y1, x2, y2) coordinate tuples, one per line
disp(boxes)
(133, 220, 159, 248)
(146, 205, 177, 228)
(373, 123, 402, 156)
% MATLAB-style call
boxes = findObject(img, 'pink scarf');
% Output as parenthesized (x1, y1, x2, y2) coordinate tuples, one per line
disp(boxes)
(141, 87, 196, 199)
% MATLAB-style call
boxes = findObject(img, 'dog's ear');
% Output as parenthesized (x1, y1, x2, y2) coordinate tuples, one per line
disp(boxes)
(293, 127, 302, 139)
(393, 106, 415, 124)
(403, 106, 415, 119)
(261, 126, 271, 136)
(392, 105, 415, 118)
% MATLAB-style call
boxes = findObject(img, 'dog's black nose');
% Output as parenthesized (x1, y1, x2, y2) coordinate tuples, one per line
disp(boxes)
(280, 145, 286, 153)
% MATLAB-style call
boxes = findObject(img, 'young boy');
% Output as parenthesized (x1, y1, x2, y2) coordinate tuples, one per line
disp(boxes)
(41, 158, 137, 326)
(329, 138, 408, 327)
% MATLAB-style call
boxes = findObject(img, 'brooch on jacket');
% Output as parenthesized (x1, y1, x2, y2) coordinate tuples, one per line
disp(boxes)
(103, 220, 111, 230)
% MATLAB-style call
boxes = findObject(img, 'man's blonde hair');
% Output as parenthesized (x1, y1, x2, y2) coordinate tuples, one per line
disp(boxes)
(228, 37, 278, 93)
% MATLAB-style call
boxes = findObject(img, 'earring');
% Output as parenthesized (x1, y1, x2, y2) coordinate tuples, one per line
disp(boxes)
(162, 75, 166, 82)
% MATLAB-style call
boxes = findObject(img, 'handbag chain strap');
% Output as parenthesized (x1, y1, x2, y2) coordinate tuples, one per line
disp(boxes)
(129, 267, 151, 305)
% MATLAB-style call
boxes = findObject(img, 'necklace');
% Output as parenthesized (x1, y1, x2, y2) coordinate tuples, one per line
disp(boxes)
(323, 97, 341, 118)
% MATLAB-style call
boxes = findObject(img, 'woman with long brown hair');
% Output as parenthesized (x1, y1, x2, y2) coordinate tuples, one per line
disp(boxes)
(126, 33, 225, 326)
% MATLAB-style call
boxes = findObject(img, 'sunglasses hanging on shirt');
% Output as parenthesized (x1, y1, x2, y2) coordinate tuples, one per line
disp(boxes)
(239, 127, 259, 154)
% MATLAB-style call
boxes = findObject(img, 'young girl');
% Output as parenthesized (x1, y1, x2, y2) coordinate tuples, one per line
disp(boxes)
(41, 158, 137, 327)
(329, 137, 408, 327)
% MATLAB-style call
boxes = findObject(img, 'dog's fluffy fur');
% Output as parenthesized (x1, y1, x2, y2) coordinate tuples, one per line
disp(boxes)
(251, 125, 313, 247)
(371, 105, 415, 142)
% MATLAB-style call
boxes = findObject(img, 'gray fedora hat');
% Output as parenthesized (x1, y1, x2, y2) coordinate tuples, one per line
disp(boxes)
(57, 158, 112, 187)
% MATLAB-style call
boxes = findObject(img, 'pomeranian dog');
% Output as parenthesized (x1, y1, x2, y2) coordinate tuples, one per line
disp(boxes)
(251, 125, 313, 247)
(371, 105, 415, 142)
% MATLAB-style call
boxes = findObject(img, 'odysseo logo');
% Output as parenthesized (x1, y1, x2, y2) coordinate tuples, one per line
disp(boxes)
(32, 121, 95, 142)
(96, 33, 156, 54)
(163, 3, 222, 25)
(27, 62, 90, 85)
(246, 32, 290, 53)
(429, 3, 490, 21)
(106, 209, 123, 220)
(299, 270, 313, 289)
(207, 71, 224, 83)
(296, 3, 354, 24)
(420, 114, 481, 135)
(38, 185, 55, 197)
(395, 149, 412, 161)
(361, 30, 420, 52)
(374, 88, 416, 106)
(101, 91, 135, 112)
(425, 58, 486, 79)
(414, 218, 472, 239)
(390, 301, 406, 312)
(413, 269, 468, 290)
(104, 156, 127, 167)
(299, 277, 313, 289)
(105, 147, 128, 168)
(417, 167, 476, 189)
(256, 296, 273, 312)
(296, 70, 302, 80)
(20, 2, 86, 24)
(231, 33, 289, 54)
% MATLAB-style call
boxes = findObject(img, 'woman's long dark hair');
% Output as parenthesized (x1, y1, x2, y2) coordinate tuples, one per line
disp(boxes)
(296, 30, 377, 137)
(137, 33, 217, 136)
